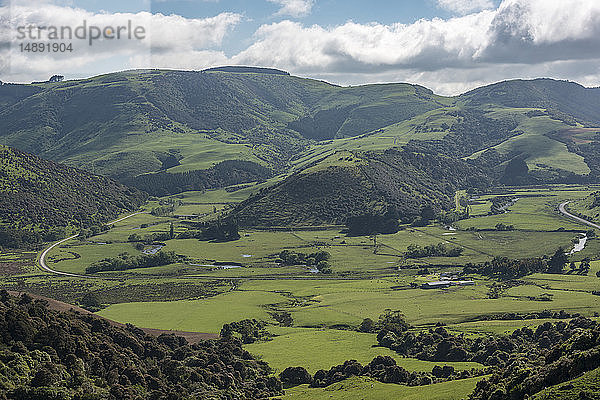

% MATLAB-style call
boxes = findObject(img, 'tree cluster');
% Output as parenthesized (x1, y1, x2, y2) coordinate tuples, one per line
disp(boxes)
(178, 219, 240, 242)
(345, 212, 399, 236)
(364, 307, 600, 399)
(0, 292, 282, 399)
(280, 356, 483, 389)
(469, 317, 600, 399)
(0, 225, 66, 248)
(494, 223, 514, 231)
(277, 250, 332, 273)
(404, 243, 463, 258)
(463, 250, 568, 280)
(85, 251, 178, 274)
(220, 319, 271, 344)
(127, 232, 171, 244)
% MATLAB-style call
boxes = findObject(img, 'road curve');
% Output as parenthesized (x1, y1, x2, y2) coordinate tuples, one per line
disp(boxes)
(558, 201, 600, 230)
(38, 212, 146, 278)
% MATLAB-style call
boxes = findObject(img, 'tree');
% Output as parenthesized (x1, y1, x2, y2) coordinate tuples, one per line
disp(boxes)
(377, 310, 410, 334)
(49, 75, 64, 82)
(280, 367, 312, 385)
(169, 222, 174, 239)
(358, 318, 375, 333)
(569, 261, 576, 271)
(420, 204, 435, 221)
(316, 260, 332, 274)
(547, 248, 568, 274)
(346, 213, 399, 236)
(81, 293, 101, 309)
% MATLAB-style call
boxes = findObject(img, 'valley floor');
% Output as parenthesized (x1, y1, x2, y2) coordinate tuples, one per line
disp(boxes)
(3, 184, 600, 398)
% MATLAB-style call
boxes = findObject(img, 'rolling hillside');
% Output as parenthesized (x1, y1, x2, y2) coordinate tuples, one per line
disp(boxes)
(0, 145, 146, 247)
(3, 69, 600, 225)
(0, 68, 445, 181)
(460, 78, 600, 127)
(232, 149, 491, 227)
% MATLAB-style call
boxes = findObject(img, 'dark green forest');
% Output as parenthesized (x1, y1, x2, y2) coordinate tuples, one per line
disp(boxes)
(0, 292, 282, 400)
(126, 160, 271, 197)
(231, 149, 491, 227)
(0, 145, 146, 248)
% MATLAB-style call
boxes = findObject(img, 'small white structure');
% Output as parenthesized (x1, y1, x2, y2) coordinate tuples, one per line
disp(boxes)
(421, 280, 475, 289)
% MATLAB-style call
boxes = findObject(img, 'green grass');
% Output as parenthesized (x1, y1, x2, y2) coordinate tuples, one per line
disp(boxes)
(97, 290, 286, 333)
(457, 188, 595, 231)
(246, 327, 481, 374)
(46, 242, 136, 274)
(468, 114, 590, 175)
(281, 375, 484, 400)
(239, 276, 600, 328)
(532, 367, 600, 399)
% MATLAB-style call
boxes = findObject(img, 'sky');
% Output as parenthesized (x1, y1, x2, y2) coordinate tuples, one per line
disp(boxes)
(1, 0, 599, 95)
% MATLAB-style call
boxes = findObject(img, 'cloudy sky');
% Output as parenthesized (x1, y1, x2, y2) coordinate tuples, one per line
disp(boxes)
(1, 0, 599, 95)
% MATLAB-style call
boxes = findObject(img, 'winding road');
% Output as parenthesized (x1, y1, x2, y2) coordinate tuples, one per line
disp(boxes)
(38, 212, 146, 278)
(558, 201, 600, 230)
(37, 202, 598, 279)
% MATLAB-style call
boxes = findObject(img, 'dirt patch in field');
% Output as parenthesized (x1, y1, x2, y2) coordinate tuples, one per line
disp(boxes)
(0, 262, 29, 275)
(555, 128, 600, 144)
(7, 291, 219, 343)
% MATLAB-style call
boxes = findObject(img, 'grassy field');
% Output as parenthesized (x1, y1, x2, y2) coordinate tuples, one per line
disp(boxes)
(532, 367, 600, 399)
(246, 327, 482, 374)
(11, 183, 600, 399)
(457, 187, 597, 231)
(97, 290, 286, 333)
(281, 375, 484, 400)
(96, 271, 600, 336)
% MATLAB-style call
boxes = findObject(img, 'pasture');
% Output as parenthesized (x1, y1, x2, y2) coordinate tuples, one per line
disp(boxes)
(282, 375, 484, 400)
(7, 183, 600, 398)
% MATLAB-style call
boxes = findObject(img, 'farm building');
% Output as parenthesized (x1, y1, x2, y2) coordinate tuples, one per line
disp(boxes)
(421, 280, 475, 289)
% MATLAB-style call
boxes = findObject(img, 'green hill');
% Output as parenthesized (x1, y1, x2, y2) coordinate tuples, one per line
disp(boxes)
(231, 149, 490, 227)
(460, 78, 600, 127)
(3, 70, 600, 213)
(0, 70, 445, 181)
(0, 145, 146, 247)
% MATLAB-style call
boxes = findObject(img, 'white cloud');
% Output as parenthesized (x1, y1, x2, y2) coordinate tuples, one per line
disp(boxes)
(0, 3, 240, 82)
(233, 12, 496, 72)
(437, 0, 494, 15)
(1, 0, 600, 95)
(267, 0, 314, 18)
(231, 0, 600, 93)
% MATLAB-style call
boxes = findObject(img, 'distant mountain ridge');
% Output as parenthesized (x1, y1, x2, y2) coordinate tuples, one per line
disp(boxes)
(460, 78, 600, 126)
(2, 69, 600, 226)
(0, 69, 447, 180)
(202, 66, 291, 75)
